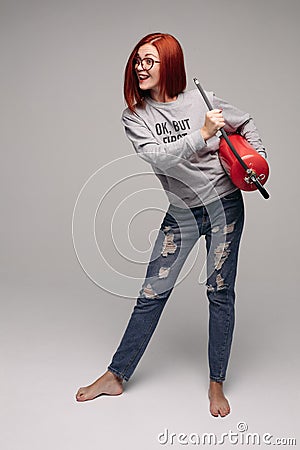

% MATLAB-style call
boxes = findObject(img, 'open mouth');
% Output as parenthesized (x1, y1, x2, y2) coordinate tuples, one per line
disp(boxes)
(138, 74, 150, 81)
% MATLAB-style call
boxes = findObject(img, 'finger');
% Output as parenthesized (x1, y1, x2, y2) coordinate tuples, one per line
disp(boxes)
(210, 109, 222, 113)
(216, 119, 225, 128)
(214, 118, 225, 127)
(208, 110, 222, 117)
(210, 113, 224, 121)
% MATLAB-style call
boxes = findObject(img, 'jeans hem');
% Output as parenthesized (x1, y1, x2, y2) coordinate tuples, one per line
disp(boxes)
(210, 376, 226, 383)
(107, 366, 129, 382)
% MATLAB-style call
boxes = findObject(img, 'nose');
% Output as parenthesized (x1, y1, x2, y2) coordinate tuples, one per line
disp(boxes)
(135, 60, 144, 71)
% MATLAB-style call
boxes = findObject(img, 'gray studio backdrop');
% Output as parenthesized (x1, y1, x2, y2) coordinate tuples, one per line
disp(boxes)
(1, 0, 299, 449)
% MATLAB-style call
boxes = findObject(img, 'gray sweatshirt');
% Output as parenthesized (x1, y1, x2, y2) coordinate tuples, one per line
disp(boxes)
(121, 89, 266, 207)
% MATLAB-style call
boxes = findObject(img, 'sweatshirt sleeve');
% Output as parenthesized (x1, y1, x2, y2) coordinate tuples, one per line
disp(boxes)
(237, 119, 267, 159)
(121, 109, 207, 170)
(213, 94, 267, 159)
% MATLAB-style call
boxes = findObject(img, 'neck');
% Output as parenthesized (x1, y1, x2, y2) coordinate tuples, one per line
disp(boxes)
(150, 89, 177, 103)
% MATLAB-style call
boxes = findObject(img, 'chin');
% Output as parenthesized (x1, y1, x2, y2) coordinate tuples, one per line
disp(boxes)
(139, 83, 150, 91)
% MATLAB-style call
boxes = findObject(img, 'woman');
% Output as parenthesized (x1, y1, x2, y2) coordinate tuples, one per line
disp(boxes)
(76, 32, 266, 417)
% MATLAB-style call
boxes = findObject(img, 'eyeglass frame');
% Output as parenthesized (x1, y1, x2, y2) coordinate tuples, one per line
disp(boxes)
(133, 57, 161, 71)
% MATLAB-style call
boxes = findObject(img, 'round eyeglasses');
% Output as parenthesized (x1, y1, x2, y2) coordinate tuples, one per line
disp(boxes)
(133, 57, 160, 71)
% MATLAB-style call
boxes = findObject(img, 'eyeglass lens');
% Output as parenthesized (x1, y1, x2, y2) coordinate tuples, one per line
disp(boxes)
(134, 58, 155, 70)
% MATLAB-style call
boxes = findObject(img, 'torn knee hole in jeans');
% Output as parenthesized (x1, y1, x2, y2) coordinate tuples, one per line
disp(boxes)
(142, 283, 158, 299)
(216, 274, 225, 290)
(158, 266, 170, 279)
(212, 222, 235, 235)
(161, 226, 177, 257)
(214, 242, 231, 270)
(207, 274, 226, 292)
(223, 222, 235, 235)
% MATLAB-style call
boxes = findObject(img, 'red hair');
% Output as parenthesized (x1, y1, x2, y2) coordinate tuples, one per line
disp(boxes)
(124, 33, 187, 112)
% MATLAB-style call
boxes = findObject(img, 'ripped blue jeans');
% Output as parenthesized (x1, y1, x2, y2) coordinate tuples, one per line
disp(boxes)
(108, 189, 244, 383)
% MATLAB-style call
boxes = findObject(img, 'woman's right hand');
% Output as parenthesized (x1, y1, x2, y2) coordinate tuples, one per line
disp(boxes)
(200, 109, 225, 142)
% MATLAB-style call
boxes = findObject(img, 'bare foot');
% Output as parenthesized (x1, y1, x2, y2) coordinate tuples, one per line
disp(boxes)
(208, 381, 230, 417)
(76, 370, 123, 402)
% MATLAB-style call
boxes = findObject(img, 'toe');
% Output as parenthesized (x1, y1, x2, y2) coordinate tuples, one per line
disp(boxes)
(76, 389, 86, 401)
(220, 406, 230, 417)
(210, 405, 219, 417)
